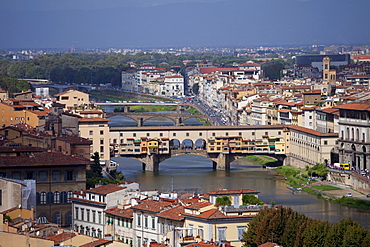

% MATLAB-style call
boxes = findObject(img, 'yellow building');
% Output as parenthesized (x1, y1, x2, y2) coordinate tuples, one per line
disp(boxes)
(182, 190, 261, 247)
(78, 117, 110, 165)
(55, 90, 90, 108)
(0, 89, 8, 100)
(0, 101, 48, 128)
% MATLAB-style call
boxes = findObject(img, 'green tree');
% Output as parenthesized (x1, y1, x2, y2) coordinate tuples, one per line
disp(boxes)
(192, 83, 199, 95)
(88, 152, 103, 178)
(215, 196, 231, 206)
(301, 220, 331, 247)
(242, 194, 263, 205)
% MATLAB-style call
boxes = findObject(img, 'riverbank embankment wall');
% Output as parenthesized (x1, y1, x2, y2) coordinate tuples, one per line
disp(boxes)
(327, 169, 370, 194)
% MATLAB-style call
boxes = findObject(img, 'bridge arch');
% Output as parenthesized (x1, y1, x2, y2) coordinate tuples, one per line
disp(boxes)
(142, 116, 176, 126)
(195, 138, 207, 150)
(181, 139, 194, 149)
(170, 139, 180, 150)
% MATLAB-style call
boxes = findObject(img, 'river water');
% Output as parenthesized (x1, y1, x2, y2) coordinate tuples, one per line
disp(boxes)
(113, 155, 370, 229)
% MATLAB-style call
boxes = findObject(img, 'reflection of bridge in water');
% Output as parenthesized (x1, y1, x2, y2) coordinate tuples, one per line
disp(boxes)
(110, 125, 288, 170)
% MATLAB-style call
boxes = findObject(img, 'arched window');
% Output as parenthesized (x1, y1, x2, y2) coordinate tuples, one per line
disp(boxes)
(346, 127, 350, 140)
(80, 226, 84, 235)
(46, 192, 53, 204)
(60, 191, 67, 204)
(67, 191, 73, 203)
(363, 133, 366, 143)
(54, 191, 60, 204)
(356, 129, 360, 141)
(351, 128, 354, 140)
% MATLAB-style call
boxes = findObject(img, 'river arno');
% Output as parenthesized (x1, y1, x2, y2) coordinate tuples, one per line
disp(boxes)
(113, 155, 370, 229)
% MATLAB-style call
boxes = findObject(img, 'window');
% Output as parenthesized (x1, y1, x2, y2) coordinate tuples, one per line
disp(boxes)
(147, 133, 150, 137)
(160, 133, 163, 137)
(225, 132, 228, 136)
(324, 141, 328, 145)
(54, 191, 60, 203)
(100, 130, 104, 135)
(100, 146, 104, 152)
(152, 217, 155, 229)
(238, 226, 246, 240)
(218, 227, 226, 241)
(67, 191, 73, 203)
(65, 171, 76, 181)
(173, 133, 176, 137)
(137, 214, 141, 226)
(98, 212, 102, 224)
(81, 208, 85, 221)
(186, 133, 189, 137)
(60, 191, 67, 203)
(40, 192, 46, 204)
(53, 171, 61, 181)
(100, 139, 104, 144)
(39, 171, 47, 182)
(252, 132, 255, 136)
(25, 171, 35, 180)
(144, 216, 148, 228)
(265, 132, 268, 135)
(89, 130, 93, 135)
(75, 207, 79, 220)
(13, 172, 20, 179)
(86, 210, 90, 222)
(198, 227, 204, 239)
(188, 224, 193, 236)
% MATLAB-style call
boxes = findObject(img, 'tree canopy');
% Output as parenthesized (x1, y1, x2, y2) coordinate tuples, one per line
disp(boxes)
(242, 207, 369, 247)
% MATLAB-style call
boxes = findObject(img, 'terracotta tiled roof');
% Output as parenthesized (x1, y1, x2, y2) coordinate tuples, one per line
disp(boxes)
(185, 201, 213, 210)
(190, 208, 226, 219)
(302, 90, 321, 94)
(156, 205, 185, 221)
(105, 207, 133, 218)
(278, 109, 291, 113)
(131, 200, 173, 213)
(13, 91, 33, 96)
(87, 184, 127, 195)
(44, 232, 76, 245)
(199, 68, 238, 74)
(208, 189, 260, 195)
(78, 117, 110, 122)
(56, 134, 92, 144)
(79, 239, 112, 247)
(0, 151, 93, 167)
(79, 110, 104, 114)
(288, 125, 338, 137)
(335, 103, 370, 111)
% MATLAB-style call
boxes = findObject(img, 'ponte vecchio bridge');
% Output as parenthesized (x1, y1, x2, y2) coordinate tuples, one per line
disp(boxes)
(109, 125, 289, 170)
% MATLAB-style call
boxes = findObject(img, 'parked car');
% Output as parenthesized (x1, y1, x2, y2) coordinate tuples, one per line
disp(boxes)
(366, 194, 370, 198)
(345, 192, 352, 197)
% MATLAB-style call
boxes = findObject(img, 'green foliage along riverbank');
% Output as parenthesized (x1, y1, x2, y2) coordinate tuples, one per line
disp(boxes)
(243, 207, 370, 247)
(241, 155, 279, 167)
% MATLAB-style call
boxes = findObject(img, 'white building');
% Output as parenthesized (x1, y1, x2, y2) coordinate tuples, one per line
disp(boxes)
(72, 182, 140, 238)
(161, 75, 184, 97)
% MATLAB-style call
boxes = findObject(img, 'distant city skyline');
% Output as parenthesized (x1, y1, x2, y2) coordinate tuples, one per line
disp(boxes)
(0, 0, 369, 49)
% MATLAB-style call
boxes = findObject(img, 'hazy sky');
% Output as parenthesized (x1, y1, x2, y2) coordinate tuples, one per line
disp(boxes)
(1, 0, 369, 49)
